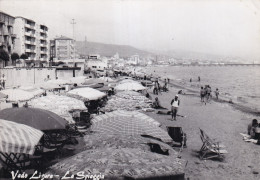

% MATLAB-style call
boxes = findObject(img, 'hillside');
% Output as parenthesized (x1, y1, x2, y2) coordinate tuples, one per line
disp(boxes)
(76, 41, 153, 58)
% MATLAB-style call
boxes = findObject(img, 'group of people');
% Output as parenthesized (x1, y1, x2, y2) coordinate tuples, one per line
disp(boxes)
(200, 85, 219, 103)
(0, 74, 6, 90)
(152, 79, 169, 95)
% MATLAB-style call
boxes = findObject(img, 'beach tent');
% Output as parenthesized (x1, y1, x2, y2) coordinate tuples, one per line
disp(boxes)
(47, 147, 185, 180)
(0, 107, 67, 131)
(91, 110, 171, 142)
(29, 95, 86, 124)
(0, 119, 43, 155)
(67, 87, 106, 101)
(1, 89, 34, 102)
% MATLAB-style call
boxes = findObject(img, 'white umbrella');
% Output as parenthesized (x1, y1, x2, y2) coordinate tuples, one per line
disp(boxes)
(47, 79, 71, 85)
(69, 76, 87, 85)
(19, 86, 44, 96)
(67, 87, 106, 101)
(98, 76, 115, 82)
(1, 89, 34, 102)
(115, 82, 146, 91)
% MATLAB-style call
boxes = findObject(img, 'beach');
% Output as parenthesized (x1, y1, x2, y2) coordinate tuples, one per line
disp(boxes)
(144, 81, 260, 180)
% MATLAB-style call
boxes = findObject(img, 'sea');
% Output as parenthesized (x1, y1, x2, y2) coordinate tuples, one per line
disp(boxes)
(143, 65, 260, 113)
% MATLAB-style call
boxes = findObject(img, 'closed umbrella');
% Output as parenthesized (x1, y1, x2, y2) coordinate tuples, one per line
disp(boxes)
(1, 89, 34, 102)
(0, 107, 67, 131)
(48, 148, 185, 180)
(0, 119, 43, 155)
(91, 110, 171, 142)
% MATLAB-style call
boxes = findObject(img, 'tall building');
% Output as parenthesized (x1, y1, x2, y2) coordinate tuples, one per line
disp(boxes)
(50, 36, 75, 60)
(13, 16, 49, 61)
(0, 11, 16, 64)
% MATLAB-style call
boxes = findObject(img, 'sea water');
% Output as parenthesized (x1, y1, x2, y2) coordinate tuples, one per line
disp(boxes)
(144, 65, 260, 112)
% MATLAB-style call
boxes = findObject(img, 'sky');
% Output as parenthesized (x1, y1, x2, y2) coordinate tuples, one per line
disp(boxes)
(1, 0, 260, 61)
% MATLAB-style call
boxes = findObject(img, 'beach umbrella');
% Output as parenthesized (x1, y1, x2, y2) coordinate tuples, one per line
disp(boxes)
(1, 89, 34, 102)
(47, 148, 185, 180)
(69, 76, 87, 85)
(82, 78, 106, 85)
(36, 82, 61, 90)
(18, 86, 44, 96)
(0, 119, 43, 155)
(29, 95, 86, 123)
(47, 79, 71, 85)
(91, 110, 171, 142)
(0, 107, 67, 131)
(115, 81, 146, 91)
(67, 87, 106, 101)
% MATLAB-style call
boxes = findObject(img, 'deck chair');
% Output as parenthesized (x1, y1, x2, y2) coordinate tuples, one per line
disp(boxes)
(199, 129, 228, 160)
(166, 126, 187, 147)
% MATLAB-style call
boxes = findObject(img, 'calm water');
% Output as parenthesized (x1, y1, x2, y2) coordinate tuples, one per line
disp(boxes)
(144, 66, 260, 112)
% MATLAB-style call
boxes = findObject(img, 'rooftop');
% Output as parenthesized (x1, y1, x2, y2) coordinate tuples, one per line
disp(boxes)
(54, 36, 74, 40)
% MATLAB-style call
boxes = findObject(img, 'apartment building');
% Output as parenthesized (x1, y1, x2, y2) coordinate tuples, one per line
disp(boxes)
(0, 11, 16, 65)
(13, 16, 49, 61)
(50, 36, 75, 60)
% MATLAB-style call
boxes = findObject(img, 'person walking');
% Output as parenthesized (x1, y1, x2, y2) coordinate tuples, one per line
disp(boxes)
(171, 95, 180, 120)
(200, 86, 205, 102)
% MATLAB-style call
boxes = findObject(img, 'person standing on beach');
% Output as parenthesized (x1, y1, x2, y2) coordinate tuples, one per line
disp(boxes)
(198, 76, 200, 82)
(171, 95, 180, 120)
(200, 86, 205, 102)
(215, 88, 219, 100)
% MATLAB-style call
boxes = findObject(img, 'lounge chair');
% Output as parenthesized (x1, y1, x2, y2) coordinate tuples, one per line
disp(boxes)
(199, 129, 228, 160)
(166, 126, 187, 147)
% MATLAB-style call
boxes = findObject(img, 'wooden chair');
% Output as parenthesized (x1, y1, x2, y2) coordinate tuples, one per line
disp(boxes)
(199, 129, 228, 160)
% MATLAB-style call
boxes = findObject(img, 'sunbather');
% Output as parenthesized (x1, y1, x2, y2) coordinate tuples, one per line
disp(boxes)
(152, 97, 166, 109)
(248, 119, 258, 139)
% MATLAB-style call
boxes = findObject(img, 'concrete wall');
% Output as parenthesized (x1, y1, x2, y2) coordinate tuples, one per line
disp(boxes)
(56, 69, 83, 79)
(0, 67, 56, 87)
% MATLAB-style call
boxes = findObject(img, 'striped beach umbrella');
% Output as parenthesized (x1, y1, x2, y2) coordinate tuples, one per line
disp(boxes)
(91, 110, 172, 143)
(48, 148, 185, 180)
(67, 87, 106, 101)
(0, 119, 43, 155)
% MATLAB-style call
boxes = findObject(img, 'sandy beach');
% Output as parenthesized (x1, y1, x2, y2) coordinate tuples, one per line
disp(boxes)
(144, 83, 260, 180)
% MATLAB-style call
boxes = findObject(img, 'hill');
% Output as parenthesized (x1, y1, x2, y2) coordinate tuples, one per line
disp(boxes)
(76, 41, 153, 58)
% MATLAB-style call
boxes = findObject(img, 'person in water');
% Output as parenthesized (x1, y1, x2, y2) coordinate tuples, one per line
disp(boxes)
(171, 95, 180, 120)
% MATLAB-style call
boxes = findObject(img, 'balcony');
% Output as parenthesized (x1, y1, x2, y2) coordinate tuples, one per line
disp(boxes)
(11, 34, 16, 38)
(24, 32, 36, 38)
(40, 43, 47, 47)
(40, 36, 47, 40)
(25, 24, 35, 29)
(25, 49, 35, 53)
(25, 40, 36, 45)
(40, 50, 47, 54)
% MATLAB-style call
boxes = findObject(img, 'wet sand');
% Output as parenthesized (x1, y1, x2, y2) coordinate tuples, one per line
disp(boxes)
(144, 84, 260, 180)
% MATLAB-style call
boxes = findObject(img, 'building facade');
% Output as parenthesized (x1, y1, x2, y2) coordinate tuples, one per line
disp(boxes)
(0, 11, 16, 66)
(13, 16, 49, 61)
(50, 36, 75, 60)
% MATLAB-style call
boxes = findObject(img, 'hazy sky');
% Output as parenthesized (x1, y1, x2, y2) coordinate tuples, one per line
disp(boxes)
(1, 0, 260, 60)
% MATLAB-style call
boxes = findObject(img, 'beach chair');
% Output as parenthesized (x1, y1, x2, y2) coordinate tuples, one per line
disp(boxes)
(199, 129, 228, 160)
(166, 126, 186, 147)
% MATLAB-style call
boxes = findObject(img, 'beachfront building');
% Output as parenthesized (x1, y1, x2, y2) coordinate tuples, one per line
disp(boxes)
(86, 54, 108, 70)
(50, 36, 76, 60)
(0, 11, 16, 67)
(13, 16, 49, 61)
(127, 55, 140, 65)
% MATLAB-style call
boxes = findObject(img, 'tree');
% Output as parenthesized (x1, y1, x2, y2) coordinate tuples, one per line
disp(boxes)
(20, 53, 28, 60)
(0, 49, 10, 67)
(11, 52, 19, 66)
